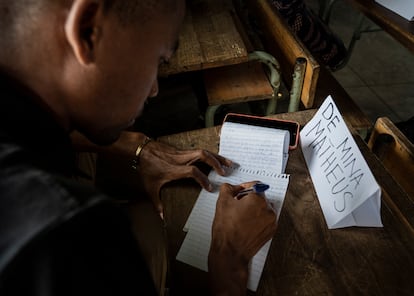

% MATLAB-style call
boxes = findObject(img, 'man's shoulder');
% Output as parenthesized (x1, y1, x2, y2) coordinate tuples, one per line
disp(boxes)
(0, 141, 106, 213)
(0, 143, 108, 274)
(0, 152, 157, 296)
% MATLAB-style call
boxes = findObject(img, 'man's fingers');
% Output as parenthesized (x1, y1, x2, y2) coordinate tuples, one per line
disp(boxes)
(176, 149, 232, 176)
(239, 181, 261, 189)
(200, 151, 232, 176)
(181, 165, 214, 191)
(148, 190, 164, 220)
(219, 183, 244, 198)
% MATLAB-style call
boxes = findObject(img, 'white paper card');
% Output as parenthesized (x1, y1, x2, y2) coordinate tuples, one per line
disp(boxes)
(300, 96, 383, 229)
(375, 0, 414, 21)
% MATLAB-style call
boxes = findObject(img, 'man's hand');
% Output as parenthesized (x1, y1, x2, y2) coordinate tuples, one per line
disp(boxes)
(208, 182, 277, 295)
(138, 139, 232, 218)
(71, 131, 232, 218)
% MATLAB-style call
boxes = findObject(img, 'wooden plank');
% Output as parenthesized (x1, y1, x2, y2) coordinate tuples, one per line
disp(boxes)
(267, 109, 319, 126)
(204, 62, 274, 105)
(247, 0, 320, 108)
(368, 117, 414, 198)
(159, 0, 248, 76)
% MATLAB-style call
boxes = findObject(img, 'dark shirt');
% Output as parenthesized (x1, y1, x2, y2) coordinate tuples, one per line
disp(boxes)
(0, 73, 156, 295)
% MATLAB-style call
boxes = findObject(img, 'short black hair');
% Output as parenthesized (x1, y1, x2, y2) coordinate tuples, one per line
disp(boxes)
(0, 0, 179, 52)
(0, 0, 178, 31)
(103, 0, 178, 25)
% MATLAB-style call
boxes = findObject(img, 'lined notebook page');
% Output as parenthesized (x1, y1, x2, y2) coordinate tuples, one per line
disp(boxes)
(177, 168, 289, 291)
(219, 121, 289, 173)
(177, 121, 291, 291)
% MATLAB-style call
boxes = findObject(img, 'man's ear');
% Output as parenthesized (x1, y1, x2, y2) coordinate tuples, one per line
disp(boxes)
(65, 0, 102, 66)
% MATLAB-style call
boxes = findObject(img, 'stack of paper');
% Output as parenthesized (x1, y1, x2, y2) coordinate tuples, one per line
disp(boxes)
(176, 121, 291, 291)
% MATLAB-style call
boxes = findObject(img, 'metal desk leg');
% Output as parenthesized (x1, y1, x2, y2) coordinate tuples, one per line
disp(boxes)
(288, 57, 307, 112)
(320, 0, 339, 24)
(204, 51, 282, 127)
(205, 105, 221, 128)
(248, 51, 281, 115)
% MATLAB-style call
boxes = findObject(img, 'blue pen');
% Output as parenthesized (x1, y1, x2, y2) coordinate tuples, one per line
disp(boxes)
(236, 182, 270, 198)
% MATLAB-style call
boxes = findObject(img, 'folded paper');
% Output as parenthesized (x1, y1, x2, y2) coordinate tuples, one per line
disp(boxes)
(300, 96, 383, 229)
(375, 0, 414, 21)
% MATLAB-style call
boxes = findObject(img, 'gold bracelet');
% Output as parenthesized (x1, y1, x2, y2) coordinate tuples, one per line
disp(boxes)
(131, 136, 152, 170)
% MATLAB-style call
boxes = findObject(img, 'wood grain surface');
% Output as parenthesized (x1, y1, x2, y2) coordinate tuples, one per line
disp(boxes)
(158, 110, 414, 295)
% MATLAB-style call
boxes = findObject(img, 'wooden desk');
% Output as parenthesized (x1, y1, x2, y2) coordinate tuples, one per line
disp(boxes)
(158, 0, 249, 76)
(346, 0, 414, 53)
(313, 66, 372, 133)
(158, 110, 414, 295)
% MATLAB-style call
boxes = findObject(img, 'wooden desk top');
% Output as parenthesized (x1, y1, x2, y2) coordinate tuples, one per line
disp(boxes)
(158, 110, 414, 295)
(346, 0, 414, 53)
(158, 0, 249, 76)
(313, 66, 372, 132)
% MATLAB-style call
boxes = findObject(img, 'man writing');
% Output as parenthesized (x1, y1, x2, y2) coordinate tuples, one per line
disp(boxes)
(0, 1, 277, 295)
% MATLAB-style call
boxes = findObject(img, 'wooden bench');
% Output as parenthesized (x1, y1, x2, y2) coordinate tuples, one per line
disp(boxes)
(203, 0, 316, 126)
(368, 117, 414, 198)
(158, 0, 249, 76)
(204, 61, 274, 105)
(201, 3, 281, 127)
(203, 54, 281, 126)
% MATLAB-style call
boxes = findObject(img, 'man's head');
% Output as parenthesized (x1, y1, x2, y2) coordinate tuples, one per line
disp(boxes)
(0, 0, 185, 144)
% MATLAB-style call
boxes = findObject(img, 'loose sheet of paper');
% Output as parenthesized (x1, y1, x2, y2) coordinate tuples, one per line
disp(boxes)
(375, 0, 414, 21)
(300, 95, 382, 229)
(177, 121, 290, 291)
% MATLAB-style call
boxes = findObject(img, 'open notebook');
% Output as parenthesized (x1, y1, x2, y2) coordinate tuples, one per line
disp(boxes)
(176, 120, 291, 291)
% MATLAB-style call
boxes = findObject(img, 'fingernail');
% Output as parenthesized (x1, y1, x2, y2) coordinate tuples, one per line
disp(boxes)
(159, 212, 164, 220)
(221, 165, 230, 175)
